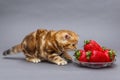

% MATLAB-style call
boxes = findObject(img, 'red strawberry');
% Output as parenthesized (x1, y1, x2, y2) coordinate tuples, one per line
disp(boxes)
(84, 40, 103, 52)
(103, 49, 116, 62)
(78, 50, 89, 62)
(74, 50, 89, 62)
(88, 50, 106, 62)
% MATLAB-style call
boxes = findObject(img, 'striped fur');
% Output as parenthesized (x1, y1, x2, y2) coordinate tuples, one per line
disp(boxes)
(3, 29, 79, 65)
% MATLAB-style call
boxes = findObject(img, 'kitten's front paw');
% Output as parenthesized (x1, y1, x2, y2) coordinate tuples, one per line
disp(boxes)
(32, 58, 41, 63)
(56, 59, 67, 66)
(26, 58, 41, 63)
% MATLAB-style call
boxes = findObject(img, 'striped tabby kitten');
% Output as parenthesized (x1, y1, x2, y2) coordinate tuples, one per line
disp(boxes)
(3, 29, 79, 65)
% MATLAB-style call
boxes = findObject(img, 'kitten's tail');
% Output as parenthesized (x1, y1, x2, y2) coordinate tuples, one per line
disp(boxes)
(3, 44, 23, 56)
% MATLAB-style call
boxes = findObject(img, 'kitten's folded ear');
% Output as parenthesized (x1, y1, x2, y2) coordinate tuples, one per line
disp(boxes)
(65, 34, 71, 40)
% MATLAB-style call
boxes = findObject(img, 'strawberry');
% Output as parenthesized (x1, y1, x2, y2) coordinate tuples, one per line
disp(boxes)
(74, 50, 89, 62)
(78, 50, 89, 62)
(88, 50, 106, 62)
(84, 40, 103, 52)
(103, 49, 116, 62)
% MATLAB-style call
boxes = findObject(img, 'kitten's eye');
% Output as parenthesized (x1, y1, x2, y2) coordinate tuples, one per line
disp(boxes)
(72, 44, 75, 46)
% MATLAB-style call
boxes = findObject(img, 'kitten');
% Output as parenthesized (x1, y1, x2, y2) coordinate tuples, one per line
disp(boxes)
(3, 29, 79, 65)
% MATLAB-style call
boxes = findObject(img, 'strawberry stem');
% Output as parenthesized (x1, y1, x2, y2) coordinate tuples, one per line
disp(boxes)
(74, 50, 81, 59)
(102, 46, 107, 50)
(111, 50, 116, 56)
(84, 40, 90, 45)
(86, 51, 91, 60)
(109, 50, 116, 60)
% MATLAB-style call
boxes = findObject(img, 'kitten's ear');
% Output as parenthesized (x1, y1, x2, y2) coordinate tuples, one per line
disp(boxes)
(64, 34, 71, 40)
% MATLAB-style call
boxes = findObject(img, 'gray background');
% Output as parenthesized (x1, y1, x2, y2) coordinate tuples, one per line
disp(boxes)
(0, 0, 120, 80)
